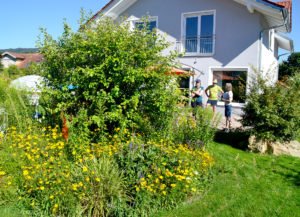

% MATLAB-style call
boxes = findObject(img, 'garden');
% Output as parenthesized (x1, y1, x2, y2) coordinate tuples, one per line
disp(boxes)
(0, 18, 219, 216)
(0, 16, 299, 217)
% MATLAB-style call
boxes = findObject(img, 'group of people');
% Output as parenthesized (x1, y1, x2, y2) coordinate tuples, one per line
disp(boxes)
(191, 78, 233, 132)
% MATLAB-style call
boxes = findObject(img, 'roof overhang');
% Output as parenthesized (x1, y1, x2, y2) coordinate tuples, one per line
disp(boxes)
(274, 32, 294, 52)
(91, 0, 291, 33)
(91, 0, 137, 21)
(232, 0, 291, 32)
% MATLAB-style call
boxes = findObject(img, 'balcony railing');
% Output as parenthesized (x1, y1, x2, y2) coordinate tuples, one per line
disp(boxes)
(176, 35, 215, 55)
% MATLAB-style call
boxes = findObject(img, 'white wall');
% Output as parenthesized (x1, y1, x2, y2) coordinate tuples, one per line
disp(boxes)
(1, 55, 16, 68)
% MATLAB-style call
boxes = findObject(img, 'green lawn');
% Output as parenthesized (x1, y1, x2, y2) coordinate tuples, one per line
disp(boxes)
(156, 139, 300, 217)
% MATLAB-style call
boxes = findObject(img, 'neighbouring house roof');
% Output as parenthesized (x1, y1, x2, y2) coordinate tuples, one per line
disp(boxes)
(88, 0, 292, 33)
(275, 0, 292, 31)
(1, 52, 43, 68)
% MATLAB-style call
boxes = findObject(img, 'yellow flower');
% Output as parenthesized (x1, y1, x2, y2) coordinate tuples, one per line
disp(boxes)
(82, 166, 88, 172)
(49, 195, 54, 200)
(170, 183, 176, 188)
(40, 186, 45, 190)
(72, 184, 78, 191)
(0, 171, 6, 176)
(95, 177, 101, 182)
(160, 184, 166, 190)
(162, 191, 167, 195)
(23, 170, 29, 176)
(191, 188, 196, 192)
(85, 177, 90, 182)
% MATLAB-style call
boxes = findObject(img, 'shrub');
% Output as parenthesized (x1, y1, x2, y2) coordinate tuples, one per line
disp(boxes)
(37, 17, 179, 143)
(242, 72, 300, 142)
(171, 107, 220, 148)
(0, 127, 126, 217)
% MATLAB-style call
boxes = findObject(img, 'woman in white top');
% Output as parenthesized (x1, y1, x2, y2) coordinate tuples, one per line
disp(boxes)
(222, 83, 233, 132)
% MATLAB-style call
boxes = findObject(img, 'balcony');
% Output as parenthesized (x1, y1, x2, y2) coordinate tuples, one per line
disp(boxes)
(176, 35, 215, 56)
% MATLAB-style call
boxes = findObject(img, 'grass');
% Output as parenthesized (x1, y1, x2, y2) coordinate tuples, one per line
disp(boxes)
(155, 134, 300, 217)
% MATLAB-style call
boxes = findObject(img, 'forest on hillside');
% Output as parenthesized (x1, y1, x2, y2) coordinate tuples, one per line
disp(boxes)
(0, 48, 39, 53)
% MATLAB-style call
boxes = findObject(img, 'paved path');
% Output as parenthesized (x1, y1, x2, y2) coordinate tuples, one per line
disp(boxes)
(215, 105, 243, 130)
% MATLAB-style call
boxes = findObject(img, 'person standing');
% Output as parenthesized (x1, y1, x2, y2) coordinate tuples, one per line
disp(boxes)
(191, 79, 204, 108)
(222, 83, 233, 132)
(205, 79, 224, 113)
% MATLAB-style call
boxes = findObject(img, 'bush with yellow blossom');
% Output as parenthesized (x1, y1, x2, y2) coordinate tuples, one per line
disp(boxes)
(0, 125, 214, 216)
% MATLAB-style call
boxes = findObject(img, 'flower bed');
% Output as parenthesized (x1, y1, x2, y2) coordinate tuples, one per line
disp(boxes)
(0, 126, 214, 216)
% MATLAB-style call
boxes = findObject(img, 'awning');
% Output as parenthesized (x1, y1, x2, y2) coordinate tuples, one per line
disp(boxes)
(166, 67, 195, 77)
(274, 33, 294, 52)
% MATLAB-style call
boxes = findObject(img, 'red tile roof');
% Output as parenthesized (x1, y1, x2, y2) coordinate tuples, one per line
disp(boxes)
(16, 53, 43, 68)
(1, 52, 43, 68)
(275, 0, 292, 30)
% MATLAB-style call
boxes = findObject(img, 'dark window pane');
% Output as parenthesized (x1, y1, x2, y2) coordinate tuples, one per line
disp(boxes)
(213, 71, 247, 103)
(200, 15, 214, 53)
(185, 17, 198, 53)
(135, 22, 144, 30)
(135, 20, 157, 32)
(149, 21, 157, 31)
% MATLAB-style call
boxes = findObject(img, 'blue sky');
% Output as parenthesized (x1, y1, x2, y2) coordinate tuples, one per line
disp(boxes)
(0, 0, 299, 55)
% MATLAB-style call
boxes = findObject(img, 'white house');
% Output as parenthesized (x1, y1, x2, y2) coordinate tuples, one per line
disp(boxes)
(1, 52, 43, 69)
(90, 0, 293, 106)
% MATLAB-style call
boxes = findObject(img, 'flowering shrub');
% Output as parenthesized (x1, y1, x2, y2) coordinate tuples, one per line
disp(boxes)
(114, 140, 214, 215)
(172, 107, 220, 148)
(0, 127, 125, 216)
(0, 126, 214, 216)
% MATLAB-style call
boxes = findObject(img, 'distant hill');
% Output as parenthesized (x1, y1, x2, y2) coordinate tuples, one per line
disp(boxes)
(0, 48, 39, 54)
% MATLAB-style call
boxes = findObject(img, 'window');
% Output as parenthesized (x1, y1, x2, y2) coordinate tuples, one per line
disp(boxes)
(213, 70, 247, 103)
(134, 17, 157, 32)
(183, 11, 215, 55)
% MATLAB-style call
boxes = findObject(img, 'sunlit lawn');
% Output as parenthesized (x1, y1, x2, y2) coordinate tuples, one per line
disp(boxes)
(156, 138, 300, 217)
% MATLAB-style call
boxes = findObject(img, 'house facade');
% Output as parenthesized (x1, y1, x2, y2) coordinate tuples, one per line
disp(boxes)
(91, 0, 293, 105)
(1, 52, 43, 69)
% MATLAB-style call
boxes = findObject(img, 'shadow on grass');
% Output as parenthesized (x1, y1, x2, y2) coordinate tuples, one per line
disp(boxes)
(214, 129, 250, 151)
(273, 161, 300, 187)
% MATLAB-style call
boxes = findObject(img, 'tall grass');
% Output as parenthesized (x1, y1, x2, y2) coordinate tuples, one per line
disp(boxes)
(0, 78, 33, 131)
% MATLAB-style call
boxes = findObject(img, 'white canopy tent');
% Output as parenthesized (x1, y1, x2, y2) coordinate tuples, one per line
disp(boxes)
(10, 75, 46, 106)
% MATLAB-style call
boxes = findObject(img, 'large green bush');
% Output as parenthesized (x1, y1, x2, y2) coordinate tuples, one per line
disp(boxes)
(37, 18, 179, 142)
(242, 72, 300, 142)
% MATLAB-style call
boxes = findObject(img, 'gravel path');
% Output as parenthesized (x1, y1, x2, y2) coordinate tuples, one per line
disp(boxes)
(215, 105, 243, 130)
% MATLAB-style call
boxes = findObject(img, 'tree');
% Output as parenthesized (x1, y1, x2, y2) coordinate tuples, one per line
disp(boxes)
(242, 72, 300, 142)
(279, 52, 300, 80)
(38, 18, 179, 142)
